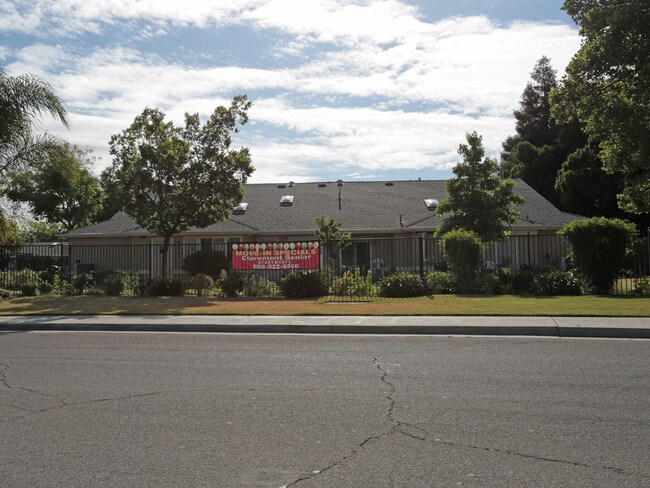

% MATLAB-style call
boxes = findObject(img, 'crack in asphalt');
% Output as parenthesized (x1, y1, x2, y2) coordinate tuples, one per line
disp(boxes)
(0, 363, 211, 422)
(429, 437, 648, 479)
(0, 363, 67, 411)
(283, 357, 645, 486)
(285, 356, 429, 487)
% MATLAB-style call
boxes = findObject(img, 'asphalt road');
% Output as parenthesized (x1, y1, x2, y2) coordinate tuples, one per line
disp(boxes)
(1, 331, 648, 488)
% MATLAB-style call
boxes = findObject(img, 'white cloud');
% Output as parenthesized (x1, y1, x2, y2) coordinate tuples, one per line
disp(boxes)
(1, 1, 582, 183)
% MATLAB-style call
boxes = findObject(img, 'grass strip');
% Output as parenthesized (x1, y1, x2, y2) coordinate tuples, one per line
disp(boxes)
(0, 294, 649, 316)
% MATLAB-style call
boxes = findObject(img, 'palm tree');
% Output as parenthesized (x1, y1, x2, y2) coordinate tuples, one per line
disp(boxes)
(0, 68, 69, 244)
(0, 68, 69, 176)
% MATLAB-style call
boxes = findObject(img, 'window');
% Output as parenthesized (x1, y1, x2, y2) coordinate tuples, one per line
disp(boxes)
(280, 195, 294, 206)
(424, 199, 438, 210)
(233, 202, 248, 214)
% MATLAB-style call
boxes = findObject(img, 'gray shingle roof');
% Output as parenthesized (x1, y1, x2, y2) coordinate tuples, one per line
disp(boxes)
(64, 179, 582, 238)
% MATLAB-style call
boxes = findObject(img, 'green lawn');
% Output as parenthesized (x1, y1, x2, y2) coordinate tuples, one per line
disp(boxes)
(0, 294, 649, 316)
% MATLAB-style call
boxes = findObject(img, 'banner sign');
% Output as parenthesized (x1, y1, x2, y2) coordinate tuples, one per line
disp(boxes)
(231, 241, 320, 271)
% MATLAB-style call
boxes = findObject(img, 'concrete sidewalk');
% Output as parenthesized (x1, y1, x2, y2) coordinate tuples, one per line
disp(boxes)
(0, 315, 649, 338)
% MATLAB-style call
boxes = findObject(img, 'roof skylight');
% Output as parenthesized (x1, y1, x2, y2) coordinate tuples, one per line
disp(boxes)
(280, 195, 294, 206)
(233, 202, 248, 214)
(424, 198, 438, 210)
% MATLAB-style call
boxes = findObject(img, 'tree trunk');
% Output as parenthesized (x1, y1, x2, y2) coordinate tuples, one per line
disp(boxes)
(161, 235, 171, 279)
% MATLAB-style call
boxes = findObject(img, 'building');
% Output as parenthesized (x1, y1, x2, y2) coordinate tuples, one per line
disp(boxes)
(63, 179, 581, 275)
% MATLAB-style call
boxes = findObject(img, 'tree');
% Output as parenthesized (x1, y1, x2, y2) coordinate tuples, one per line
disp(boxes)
(0, 68, 68, 243)
(441, 229, 483, 292)
(554, 144, 622, 217)
(18, 220, 64, 243)
(500, 56, 585, 205)
(315, 216, 351, 267)
(513, 56, 558, 148)
(560, 217, 637, 293)
(437, 131, 523, 243)
(5, 142, 103, 230)
(0, 68, 68, 176)
(552, 0, 650, 214)
(103, 96, 253, 278)
(0, 210, 22, 246)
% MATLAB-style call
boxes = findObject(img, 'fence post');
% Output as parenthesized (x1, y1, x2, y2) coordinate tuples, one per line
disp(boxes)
(527, 232, 531, 266)
(418, 233, 425, 277)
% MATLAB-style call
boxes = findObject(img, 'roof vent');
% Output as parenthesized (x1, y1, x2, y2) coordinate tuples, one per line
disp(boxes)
(277, 184, 286, 188)
(318, 183, 327, 188)
(233, 202, 248, 214)
(424, 199, 438, 210)
(336, 180, 343, 187)
(385, 182, 394, 186)
(280, 195, 294, 206)
(289, 181, 294, 187)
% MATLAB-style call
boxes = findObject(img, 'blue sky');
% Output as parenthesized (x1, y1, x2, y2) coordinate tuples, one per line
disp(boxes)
(0, 0, 580, 183)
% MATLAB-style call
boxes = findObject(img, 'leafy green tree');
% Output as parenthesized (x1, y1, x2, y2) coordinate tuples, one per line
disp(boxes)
(0, 68, 68, 175)
(6, 142, 103, 230)
(560, 217, 638, 293)
(18, 220, 65, 243)
(103, 96, 253, 278)
(552, 0, 650, 214)
(0, 210, 22, 246)
(437, 132, 523, 242)
(554, 144, 622, 217)
(315, 215, 351, 266)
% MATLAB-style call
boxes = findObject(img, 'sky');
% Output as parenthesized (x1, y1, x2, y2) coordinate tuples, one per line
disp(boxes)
(0, 0, 581, 183)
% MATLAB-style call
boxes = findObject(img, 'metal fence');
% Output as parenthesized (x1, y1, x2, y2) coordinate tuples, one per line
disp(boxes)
(1, 234, 649, 298)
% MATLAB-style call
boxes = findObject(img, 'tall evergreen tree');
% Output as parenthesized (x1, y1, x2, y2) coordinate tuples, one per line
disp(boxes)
(500, 57, 567, 204)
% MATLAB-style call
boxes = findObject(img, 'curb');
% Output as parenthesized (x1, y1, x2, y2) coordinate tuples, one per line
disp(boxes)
(1, 319, 649, 338)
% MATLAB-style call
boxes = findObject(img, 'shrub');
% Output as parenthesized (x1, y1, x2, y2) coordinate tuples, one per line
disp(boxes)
(191, 273, 215, 297)
(217, 270, 245, 297)
(629, 277, 650, 296)
(182, 250, 229, 278)
(242, 274, 276, 297)
(424, 271, 456, 294)
(560, 217, 637, 293)
(479, 272, 502, 295)
(329, 267, 377, 297)
(530, 270, 582, 296)
(94, 270, 119, 286)
(37, 281, 53, 295)
(497, 266, 513, 287)
(0, 288, 12, 299)
(73, 273, 95, 294)
(442, 229, 483, 292)
(512, 265, 540, 294)
(101, 273, 125, 296)
(147, 278, 185, 296)
(379, 272, 427, 298)
(0, 269, 42, 291)
(279, 271, 324, 298)
(52, 274, 73, 295)
(83, 287, 105, 296)
(38, 270, 57, 285)
(20, 283, 39, 296)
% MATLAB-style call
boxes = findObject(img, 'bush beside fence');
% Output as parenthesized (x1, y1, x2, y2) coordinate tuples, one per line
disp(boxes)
(1, 234, 649, 299)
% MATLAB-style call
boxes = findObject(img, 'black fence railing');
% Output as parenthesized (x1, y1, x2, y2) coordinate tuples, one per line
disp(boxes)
(1, 234, 649, 298)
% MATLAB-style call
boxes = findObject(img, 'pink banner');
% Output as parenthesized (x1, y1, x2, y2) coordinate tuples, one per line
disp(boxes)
(231, 241, 320, 271)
